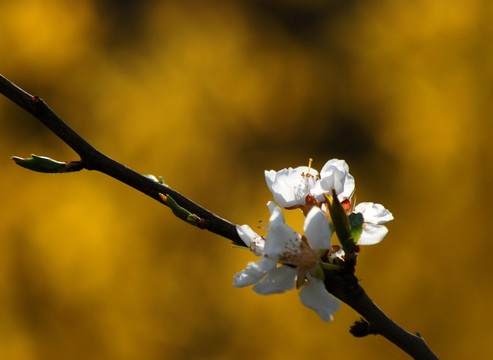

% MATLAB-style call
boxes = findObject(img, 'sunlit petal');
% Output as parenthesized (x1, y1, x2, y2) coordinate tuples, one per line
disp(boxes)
(265, 202, 302, 260)
(265, 167, 318, 208)
(356, 223, 389, 245)
(236, 224, 265, 255)
(303, 207, 331, 250)
(354, 202, 393, 225)
(312, 159, 354, 201)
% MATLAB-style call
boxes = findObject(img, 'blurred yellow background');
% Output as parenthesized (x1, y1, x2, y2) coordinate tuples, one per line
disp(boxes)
(1, 0, 492, 359)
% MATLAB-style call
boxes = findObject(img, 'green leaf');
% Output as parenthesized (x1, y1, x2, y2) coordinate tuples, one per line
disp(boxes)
(349, 212, 364, 243)
(12, 154, 81, 173)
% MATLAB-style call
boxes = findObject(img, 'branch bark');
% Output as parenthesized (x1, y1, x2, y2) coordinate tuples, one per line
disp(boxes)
(0, 74, 241, 245)
(324, 270, 438, 359)
(0, 73, 439, 359)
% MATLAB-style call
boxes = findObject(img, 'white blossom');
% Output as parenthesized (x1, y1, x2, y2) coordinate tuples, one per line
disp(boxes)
(353, 202, 394, 245)
(265, 159, 354, 209)
(234, 202, 340, 321)
(234, 158, 394, 322)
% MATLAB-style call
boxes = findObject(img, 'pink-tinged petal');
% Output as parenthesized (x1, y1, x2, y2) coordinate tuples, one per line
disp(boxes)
(252, 266, 296, 294)
(233, 257, 277, 287)
(356, 223, 388, 245)
(265, 202, 302, 260)
(299, 278, 340, 322)
(354, 202, 393, 225)
(265, 167, 318, 208)
(303, 207, 331, 251)
(236, 224, 265, 256)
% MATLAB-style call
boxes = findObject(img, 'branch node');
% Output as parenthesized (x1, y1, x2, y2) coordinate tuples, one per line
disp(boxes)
(350, 318, 380, 337)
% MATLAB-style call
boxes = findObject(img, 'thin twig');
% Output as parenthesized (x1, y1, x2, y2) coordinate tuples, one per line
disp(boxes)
(0, 74, 242, 245)
(0, 73, 439, 359)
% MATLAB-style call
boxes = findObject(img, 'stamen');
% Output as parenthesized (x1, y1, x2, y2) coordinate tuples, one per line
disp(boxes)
(299, 158, 318, 203)
(301, 158, 315, 179)
(257, 220, 269, 232)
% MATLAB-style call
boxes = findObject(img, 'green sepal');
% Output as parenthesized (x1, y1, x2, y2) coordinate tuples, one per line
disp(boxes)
(296, 271, 306, 289)
(320, 262, 343, 271)
(349, 212, 364, 243)
(315, 249, 328, 258)
(12, 154, 81, 173)
(309, 264, 325, 281)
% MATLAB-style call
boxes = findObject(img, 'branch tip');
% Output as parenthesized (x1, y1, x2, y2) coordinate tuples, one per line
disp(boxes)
(12, 154, 84, 173)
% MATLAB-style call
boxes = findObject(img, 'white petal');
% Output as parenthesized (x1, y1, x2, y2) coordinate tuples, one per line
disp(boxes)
(354, 202, 394, 225)
(356, 223, 388, 245)
(320, 159, 349, 176)
(236, 225, 265, 255)
(265, 202, 302, 260)
(339, 173, 355, 199)
(264, 167, 317, 208)
(267, 201, 286, 226)
(299, 278, 340, 322)
(233, 257, 277, 287)
(312, 159, 355, 200)
(303, 207, 331, 250)
(252, 265, 296, 294)
(264, 169, 277, 188)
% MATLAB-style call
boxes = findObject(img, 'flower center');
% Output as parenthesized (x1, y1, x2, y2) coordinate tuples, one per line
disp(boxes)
(301, 158, 316, 181)
(278, 237, 318, 271)
(301, 158, 320, 194)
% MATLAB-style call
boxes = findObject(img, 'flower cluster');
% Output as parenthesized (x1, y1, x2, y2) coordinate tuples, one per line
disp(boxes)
(233, 159, 393, 321)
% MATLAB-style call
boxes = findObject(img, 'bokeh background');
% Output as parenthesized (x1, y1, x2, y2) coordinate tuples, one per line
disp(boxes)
(1, 0, 492, 359)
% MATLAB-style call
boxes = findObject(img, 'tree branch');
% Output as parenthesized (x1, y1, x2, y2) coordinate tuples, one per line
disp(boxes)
(0, 73, 439, 359)
(324, 270, 439, 359)
(0, 74, 242, 245)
